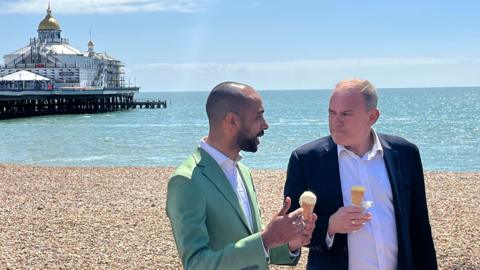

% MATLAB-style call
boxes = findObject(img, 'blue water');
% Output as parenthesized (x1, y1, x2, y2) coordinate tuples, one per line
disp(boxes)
(0, 87, 479, 172)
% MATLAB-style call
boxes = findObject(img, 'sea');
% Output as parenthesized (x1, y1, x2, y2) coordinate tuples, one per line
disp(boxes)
(0, 87, 479, 172)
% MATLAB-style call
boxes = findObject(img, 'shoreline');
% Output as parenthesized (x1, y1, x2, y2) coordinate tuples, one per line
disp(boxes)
(1, 162, 479, 173)
(1, 165, 478, 269)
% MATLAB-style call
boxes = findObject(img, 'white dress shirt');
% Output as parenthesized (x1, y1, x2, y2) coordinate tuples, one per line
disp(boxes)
(328, 130, 398, 270)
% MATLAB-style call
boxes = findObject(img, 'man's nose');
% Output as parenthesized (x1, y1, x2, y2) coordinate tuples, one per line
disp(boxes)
(333, 115, 343, 126)
(263, 119, 269, 130)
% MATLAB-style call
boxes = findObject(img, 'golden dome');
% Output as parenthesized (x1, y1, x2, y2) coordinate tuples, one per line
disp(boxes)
(38, 5, 60, 30)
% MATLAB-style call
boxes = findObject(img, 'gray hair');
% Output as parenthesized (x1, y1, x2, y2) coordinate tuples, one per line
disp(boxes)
(335, 78, 378, 111)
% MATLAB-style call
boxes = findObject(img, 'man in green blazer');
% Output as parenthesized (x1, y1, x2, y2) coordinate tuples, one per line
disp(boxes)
(167, 82, 317, 270)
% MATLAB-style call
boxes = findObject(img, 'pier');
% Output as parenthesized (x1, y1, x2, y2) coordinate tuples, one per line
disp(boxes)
(0, 88, 138, 120)
(0, 89, 168, 120)
(134, 99, 167, 109)
(0, 93, 134, 119)
(0, 6, 160, 120)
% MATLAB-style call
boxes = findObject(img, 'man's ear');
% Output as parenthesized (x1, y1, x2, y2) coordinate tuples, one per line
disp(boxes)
(369, 108, 380, 125)
(225, 112, 241, 130)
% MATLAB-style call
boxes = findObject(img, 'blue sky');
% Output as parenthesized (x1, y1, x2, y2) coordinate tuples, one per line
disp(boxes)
(1, 0, 479, 91)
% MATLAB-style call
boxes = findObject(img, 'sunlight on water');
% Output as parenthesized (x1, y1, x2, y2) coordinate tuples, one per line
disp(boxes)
(0, 88, 478, 171)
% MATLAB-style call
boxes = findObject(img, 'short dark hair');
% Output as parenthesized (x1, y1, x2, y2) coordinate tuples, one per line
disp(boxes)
(206, 81, 253, 125)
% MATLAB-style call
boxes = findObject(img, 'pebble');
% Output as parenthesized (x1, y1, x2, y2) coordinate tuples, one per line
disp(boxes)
(0, 165, 477, 269)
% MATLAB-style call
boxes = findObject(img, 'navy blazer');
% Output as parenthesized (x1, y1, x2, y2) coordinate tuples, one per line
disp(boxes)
(284, 134, 437, 270)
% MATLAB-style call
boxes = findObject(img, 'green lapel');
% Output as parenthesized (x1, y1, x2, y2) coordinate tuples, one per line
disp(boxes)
(194, 147, 253, 234)
(237, 163, 262, 233)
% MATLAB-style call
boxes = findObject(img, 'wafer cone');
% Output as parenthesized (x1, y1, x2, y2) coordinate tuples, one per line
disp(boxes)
(351, 186, 365, 206)
(299, 191, 317, 221)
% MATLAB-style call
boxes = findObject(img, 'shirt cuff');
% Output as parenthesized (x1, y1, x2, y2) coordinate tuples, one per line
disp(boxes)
(326, 232, 335, 249)
(289, 248, 300, 257)
(260, 235, 299, 258)
(260, 235, 269, 258)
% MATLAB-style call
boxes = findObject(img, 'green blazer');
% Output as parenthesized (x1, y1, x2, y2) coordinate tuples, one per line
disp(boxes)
(166, 147, 298, 270)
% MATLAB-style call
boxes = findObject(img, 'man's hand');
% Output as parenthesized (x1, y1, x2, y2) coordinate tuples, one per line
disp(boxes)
(327, 206, 372, 237)
(288, 213, 318, 251)
(261, 197, 305, 250)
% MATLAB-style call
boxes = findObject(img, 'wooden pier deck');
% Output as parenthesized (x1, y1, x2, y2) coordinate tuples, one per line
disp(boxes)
(133, 99, 167, 109)
(0, 93, 135, 120)
(0, 88, 167, 120)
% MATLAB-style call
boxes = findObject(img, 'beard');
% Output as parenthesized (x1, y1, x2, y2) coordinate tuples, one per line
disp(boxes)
(238, 130, 264, 153)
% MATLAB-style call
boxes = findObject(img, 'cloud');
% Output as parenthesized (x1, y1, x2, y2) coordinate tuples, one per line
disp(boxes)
(135, 57, 480, 73)
(130, 56, 480, 91)
(0, 0, 203, 14)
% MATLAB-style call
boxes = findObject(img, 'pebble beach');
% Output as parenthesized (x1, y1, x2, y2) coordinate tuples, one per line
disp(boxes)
(0, 164, 478, 269)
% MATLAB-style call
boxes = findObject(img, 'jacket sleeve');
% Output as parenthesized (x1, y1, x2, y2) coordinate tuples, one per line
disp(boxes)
(246, 170, 300, 266)
(284, 150, 331, 253)
(269, 245, 300, 265)
(410, 147, 438, 269)
(166, 174, 268, 270)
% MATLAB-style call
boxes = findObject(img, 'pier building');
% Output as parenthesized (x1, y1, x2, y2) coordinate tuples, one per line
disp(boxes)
(0, 5, 164, 119)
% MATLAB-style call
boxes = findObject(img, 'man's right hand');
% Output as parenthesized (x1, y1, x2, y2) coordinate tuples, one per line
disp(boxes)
(261, 197, 305, 250)
(327, 206, 372, 237)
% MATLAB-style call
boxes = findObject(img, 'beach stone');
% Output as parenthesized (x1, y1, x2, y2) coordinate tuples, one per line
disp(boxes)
(0, 165, 478, 269)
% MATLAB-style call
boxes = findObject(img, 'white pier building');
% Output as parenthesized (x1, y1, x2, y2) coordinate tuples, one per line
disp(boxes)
(0, 5, 147, 119)
(0, 4, 136, 92)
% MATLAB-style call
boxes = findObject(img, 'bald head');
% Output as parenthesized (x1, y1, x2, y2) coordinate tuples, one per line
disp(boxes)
(334, 78, 378, 111)
(206, 81, 258, 126)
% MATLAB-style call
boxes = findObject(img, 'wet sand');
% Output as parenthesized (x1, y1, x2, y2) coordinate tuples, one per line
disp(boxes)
(0, 164, 478, 269)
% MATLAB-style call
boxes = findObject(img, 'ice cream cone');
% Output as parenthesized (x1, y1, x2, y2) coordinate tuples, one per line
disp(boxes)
(351, 186, 365, 206)
(299, 191, 317, 221)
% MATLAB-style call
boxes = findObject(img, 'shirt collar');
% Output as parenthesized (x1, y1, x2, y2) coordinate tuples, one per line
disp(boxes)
(337, 129, 384, 160)
(200, 137, 242, 167)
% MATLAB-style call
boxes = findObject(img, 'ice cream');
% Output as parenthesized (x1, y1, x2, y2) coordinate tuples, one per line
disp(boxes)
(351, 186, 365, 206)
(299, 191, 317, 221)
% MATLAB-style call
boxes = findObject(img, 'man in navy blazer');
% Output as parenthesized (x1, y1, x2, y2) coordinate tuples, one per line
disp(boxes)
(284, 79, 437, 270)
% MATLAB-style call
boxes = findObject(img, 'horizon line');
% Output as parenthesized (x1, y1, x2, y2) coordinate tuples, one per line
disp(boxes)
(138, 85, 480, 93)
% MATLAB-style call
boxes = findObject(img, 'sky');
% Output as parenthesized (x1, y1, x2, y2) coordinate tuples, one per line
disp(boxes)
(1, 0, 479, 91)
